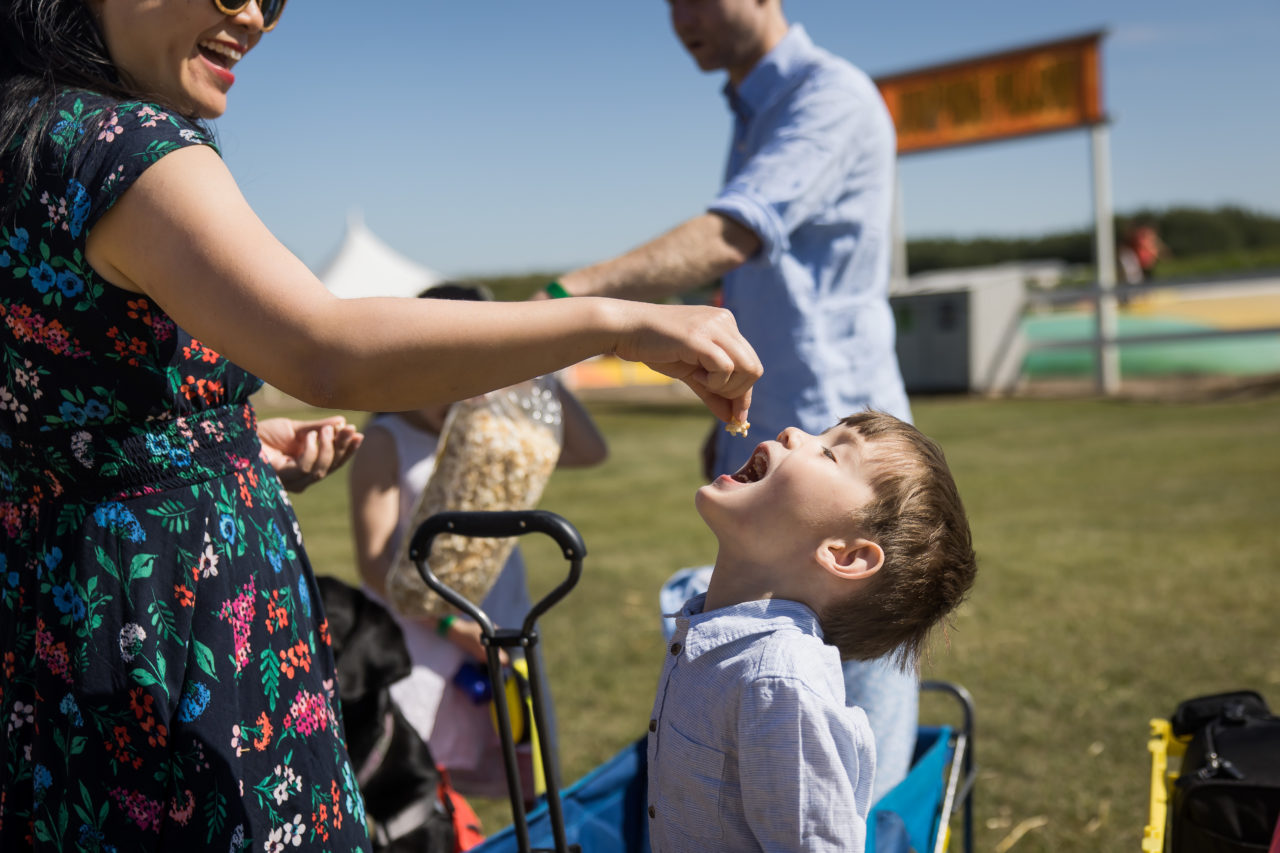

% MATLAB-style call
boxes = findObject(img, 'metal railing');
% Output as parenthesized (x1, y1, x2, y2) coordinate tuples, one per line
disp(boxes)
(1020, 269, 1280, 392)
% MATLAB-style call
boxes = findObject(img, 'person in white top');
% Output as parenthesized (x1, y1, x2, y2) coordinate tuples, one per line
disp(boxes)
(348, 283, 608, 797)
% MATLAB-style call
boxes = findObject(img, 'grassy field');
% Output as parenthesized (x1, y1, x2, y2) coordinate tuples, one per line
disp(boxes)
(275, 388, 1280, 852)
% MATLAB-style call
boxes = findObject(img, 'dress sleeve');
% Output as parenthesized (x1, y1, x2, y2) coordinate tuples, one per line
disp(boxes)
(58, 95, 219, 236)
(737, 674, 875, 852)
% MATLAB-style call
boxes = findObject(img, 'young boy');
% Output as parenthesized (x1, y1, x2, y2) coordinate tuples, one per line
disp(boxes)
(646, 411, 976, 853)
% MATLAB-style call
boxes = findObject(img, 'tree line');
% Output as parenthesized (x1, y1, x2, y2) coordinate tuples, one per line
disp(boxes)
(905, 205, 1280, 275)
(470, 205, 1280, 298)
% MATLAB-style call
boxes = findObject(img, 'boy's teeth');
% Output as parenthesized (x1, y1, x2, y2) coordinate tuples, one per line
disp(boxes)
(732, 452, 766, 483)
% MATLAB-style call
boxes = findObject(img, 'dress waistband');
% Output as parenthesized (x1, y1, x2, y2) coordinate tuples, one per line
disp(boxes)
(4, 403, 262, 503)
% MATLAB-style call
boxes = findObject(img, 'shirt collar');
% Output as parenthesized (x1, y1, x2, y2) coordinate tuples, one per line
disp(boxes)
(722, 24, 814, 121)
(668, 592, 825, 659)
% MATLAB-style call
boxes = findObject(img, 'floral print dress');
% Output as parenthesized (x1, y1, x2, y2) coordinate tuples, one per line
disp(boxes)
(0, 91, 370, 851)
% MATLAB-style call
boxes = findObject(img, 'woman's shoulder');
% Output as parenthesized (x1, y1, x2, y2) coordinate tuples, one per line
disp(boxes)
(32, 90, 220, 236)
(34, 89, 218, 182)
(49, 89, 218, 153)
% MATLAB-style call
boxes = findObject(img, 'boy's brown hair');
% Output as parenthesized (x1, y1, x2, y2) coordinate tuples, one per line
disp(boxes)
(818, 412, 976, 671)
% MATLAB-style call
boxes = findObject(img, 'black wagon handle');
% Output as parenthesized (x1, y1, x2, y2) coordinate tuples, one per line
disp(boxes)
(408, 509, 586, 638)
(408, 509, 586, 853)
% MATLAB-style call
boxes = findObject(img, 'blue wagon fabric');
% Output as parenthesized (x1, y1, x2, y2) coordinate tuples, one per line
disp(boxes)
(475, 727, 954, 853)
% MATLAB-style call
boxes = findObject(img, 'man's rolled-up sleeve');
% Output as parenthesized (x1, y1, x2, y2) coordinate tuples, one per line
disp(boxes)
(709, 85, 868, 269)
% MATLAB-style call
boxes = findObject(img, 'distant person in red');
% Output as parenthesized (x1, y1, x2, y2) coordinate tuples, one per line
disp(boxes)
(1119, 223, 1167, 284)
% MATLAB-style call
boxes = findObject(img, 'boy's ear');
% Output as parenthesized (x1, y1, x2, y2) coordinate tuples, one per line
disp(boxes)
(816, 537, 884, 581)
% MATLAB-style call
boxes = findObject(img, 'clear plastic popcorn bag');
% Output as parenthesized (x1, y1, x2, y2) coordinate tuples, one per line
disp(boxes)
(385, 376, 564, 619)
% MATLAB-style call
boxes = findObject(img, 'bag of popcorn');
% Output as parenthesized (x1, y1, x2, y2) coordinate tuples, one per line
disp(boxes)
(386, 377, 564, 619)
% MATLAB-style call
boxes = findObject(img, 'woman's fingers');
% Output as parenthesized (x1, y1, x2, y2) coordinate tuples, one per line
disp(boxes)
(297, 427, 323, 479)
(625, 303, 761, 424)
(331, 424, 363, 470)
(698, 309, 761, 395)
(258, 416, 363, 492)
(646, 361, 754, 425)
(309, 425, 336, 480)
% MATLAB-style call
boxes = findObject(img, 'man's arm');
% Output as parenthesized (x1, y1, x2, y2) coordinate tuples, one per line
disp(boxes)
(558, 212, 760, 301)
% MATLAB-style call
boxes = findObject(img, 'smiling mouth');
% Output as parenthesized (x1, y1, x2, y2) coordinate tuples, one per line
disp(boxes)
(199, 40, 243, 69)
(732, 447, 769, 483)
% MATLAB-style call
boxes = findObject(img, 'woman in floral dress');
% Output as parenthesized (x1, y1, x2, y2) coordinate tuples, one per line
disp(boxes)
(0, 1, 760, 849)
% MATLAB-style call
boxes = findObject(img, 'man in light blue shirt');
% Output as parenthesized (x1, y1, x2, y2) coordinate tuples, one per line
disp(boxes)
(707, 23, 910, 462)
(555, 0, 917, 798)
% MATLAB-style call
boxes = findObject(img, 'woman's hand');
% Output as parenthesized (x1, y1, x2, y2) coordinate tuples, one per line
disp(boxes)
(259, 416, 363, 492)
(612, 302, 762, 426)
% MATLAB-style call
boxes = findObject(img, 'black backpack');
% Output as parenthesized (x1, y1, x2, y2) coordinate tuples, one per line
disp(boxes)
(1168, 690, 1280, 852)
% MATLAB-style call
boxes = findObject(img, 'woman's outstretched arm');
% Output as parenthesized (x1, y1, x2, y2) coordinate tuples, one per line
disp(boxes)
(86, 146, 761, 421)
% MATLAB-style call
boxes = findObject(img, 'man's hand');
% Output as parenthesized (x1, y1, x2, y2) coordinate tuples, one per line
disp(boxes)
(259, 416, 363, 493)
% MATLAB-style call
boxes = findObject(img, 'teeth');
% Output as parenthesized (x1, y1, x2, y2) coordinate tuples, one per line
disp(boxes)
(732, 451, 767, 483)
(201, 41, 243, 62)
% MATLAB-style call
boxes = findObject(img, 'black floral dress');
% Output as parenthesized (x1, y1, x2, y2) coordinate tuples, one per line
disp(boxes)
(0, 91, 370, 851)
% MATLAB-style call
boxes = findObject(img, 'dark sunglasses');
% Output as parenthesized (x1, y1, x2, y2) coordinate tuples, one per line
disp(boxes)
(212, 0, 288, 32)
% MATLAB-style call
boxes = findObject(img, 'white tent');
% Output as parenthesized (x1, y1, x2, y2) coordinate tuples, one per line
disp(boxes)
(318, 210, 444, 299)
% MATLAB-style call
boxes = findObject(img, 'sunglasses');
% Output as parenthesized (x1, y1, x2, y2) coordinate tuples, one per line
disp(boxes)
(212, 0, 288, 32)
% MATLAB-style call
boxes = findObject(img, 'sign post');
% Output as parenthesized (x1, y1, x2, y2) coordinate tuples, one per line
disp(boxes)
(876, 31, 1117, 393)
(1091, 124, 1119, 394)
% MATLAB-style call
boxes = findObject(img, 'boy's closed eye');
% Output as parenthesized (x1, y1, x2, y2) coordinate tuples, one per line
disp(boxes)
(823, 446, 838, 463)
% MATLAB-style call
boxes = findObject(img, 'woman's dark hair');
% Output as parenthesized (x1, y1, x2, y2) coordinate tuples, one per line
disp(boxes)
(0, 0, 204, 218)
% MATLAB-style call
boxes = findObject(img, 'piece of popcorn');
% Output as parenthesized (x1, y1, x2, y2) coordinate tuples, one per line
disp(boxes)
(724, 419, 750, 437)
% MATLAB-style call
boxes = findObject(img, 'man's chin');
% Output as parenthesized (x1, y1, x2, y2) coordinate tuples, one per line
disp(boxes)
(683, 49, 722, 73)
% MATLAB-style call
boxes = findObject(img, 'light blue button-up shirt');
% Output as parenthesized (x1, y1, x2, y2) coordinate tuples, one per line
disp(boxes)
(647, 594, 875, 852)
(709, 24, 911, 477)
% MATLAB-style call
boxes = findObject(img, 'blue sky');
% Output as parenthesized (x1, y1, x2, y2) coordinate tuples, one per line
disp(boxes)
(213, 0, 1280, 278)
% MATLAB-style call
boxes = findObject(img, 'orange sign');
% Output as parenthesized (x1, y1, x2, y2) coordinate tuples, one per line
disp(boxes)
(875, 32, 1105, 154)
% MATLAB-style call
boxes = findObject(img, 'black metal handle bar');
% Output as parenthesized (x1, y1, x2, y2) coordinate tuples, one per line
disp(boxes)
(408, 509, 586, 853)
(409, 509, 586, 641)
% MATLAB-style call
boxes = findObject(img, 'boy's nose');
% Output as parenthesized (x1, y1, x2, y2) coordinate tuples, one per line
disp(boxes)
(777, 427, 806, 447)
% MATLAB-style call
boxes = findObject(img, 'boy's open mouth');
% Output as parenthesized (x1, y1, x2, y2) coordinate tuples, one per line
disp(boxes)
(732, 446, 769, 483)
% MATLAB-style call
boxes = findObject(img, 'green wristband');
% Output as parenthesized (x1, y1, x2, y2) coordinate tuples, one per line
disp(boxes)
(545, 280, 571, 299)
(436, 614, 457, 637)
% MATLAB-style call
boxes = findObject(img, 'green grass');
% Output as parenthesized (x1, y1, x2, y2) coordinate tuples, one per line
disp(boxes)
(275, 392, 1280, 852)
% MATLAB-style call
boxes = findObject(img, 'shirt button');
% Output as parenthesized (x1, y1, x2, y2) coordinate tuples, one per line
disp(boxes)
(649, 719, 657, 732)
(669, 642, 682, 655)
(648, 805, 657, 819)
